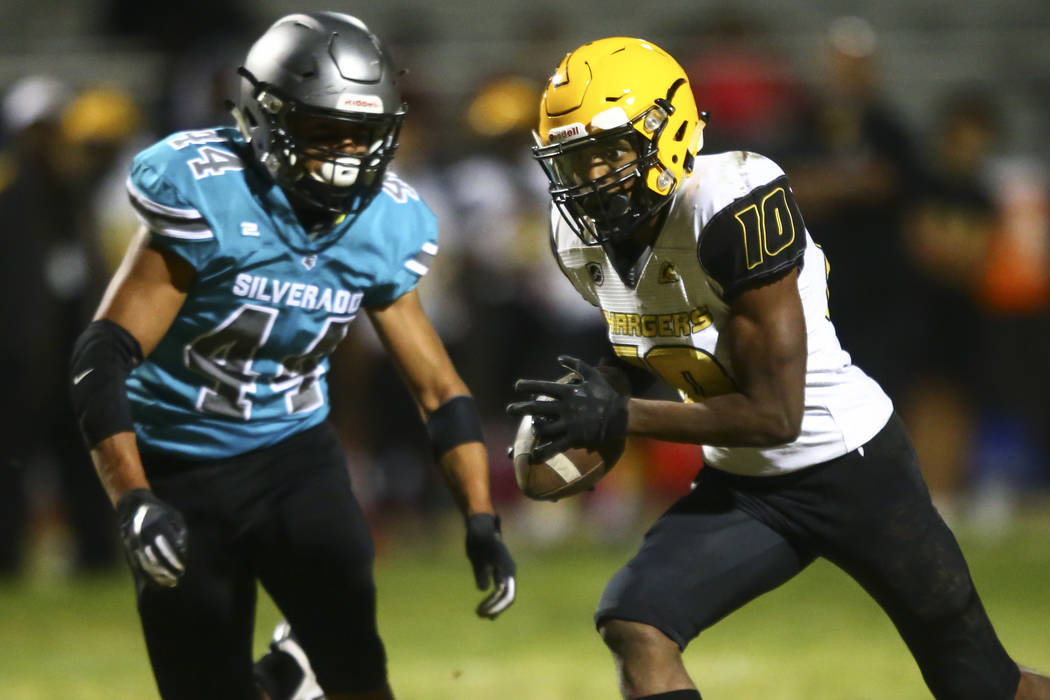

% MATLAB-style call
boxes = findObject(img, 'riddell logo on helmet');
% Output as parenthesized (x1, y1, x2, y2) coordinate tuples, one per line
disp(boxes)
(548, 122, 587, 143)
(337, 94, 383, 114)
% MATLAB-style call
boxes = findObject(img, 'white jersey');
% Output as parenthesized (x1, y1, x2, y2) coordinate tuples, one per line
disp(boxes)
(550, 151, 893, 476)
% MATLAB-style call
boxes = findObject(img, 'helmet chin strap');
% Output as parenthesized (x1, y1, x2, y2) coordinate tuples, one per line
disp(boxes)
(229, 101, 252, 142)
(602, 184, 673, 247)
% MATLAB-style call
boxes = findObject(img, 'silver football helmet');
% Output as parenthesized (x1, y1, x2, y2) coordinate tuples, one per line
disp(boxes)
(234, 12, 406, 214)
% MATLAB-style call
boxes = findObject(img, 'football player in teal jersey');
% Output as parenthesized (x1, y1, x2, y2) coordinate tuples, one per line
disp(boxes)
(70, 13, 515, 700)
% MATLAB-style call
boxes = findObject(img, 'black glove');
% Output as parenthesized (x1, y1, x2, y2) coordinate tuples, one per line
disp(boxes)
(116, 488, 189, 588)
(465, 513, 517, 619)
(507, 355, 629, 462)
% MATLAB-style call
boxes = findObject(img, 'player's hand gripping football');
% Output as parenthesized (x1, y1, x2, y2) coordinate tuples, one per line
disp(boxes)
(465, 513, 517, 619)
(116, 488, 189, 588)
(507, 355, 629, 462)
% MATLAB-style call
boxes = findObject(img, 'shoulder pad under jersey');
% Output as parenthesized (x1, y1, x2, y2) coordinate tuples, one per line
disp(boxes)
(690, 152, 807, 299)
(126, 127, 249, 270)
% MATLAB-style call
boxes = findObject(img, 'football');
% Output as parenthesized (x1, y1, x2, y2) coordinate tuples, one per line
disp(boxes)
(511, 413, 624, 502)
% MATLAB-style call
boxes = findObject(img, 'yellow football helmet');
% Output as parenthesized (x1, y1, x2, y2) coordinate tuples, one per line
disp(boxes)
(533, 37, 707, 244)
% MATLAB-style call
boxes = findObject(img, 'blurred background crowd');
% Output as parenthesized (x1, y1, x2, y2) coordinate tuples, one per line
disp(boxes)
(2, 0, 1050, 579)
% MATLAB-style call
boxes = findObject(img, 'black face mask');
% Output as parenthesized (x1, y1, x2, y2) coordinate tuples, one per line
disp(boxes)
(534, 123, 673, 246)
(273, 104, 404, 214)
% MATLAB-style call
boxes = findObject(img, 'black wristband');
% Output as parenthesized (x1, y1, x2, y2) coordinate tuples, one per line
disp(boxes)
(69, 319, 143, 448)
(426, 395, 484, 459)
(466, 512, 500, 534)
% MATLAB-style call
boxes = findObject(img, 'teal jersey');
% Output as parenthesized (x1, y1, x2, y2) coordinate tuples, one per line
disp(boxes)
(124, 126, 437, 459)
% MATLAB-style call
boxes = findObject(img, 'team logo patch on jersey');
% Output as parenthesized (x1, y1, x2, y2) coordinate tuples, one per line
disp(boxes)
(301, 255, 317, 270)
(587, 262, 604, 286)
(240, 222, 260, 237)
(659, 262, 680, 283)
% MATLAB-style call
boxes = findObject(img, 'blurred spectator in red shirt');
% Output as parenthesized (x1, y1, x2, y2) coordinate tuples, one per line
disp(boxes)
(682, 9, 805, 160)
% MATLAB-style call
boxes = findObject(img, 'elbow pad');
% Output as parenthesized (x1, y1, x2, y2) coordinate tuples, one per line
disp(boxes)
(69, 319, 144, 448)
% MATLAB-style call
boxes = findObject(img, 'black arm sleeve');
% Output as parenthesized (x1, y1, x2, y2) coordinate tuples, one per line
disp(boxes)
(697, 175, 806, 300)
(69, 319, 144, 448)
(426, 395, 485, 459)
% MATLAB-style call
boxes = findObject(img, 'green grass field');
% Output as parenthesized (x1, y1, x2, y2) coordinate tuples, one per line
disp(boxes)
(1, 508, 1048, 699)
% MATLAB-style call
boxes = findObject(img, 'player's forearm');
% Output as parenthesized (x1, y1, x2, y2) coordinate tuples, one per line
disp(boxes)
(627, 393, 801, 447)
(437, 442, 495, 517)
(421, 391, 492, 516)
(90, 431, 151, 507)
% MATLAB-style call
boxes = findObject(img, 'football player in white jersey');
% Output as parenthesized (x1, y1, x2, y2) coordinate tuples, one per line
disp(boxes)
(508, 37, 1050, 700)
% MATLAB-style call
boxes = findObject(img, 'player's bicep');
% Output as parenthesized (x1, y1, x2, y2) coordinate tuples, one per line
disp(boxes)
(95, 226, 195, 357)
(366, 289, 468, 413)
(725, 268, 806, 435)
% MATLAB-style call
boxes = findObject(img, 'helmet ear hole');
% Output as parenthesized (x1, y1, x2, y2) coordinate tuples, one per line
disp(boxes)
(674, 122, 687, 141)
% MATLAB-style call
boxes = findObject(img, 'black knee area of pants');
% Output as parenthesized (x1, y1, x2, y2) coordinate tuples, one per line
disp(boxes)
(300, 608, 387, 693)
(595, 500, 808, 651)
(903, 587, 1019, 700)
(637, 691, 702, 700)
(341, 633, 389, 693)
(304, 631, 387, 693)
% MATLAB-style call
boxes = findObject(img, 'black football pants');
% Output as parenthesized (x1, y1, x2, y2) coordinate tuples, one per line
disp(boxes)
(135, 421, 386, 699)
(597, 414, 1020, 699)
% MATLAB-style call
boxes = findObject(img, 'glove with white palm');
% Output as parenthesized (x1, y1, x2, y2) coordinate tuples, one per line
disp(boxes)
(116, 488, 188, 588)
(465, 513, 516, 620)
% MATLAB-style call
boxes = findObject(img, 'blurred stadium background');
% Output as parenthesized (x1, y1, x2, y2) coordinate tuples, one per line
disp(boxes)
(2, 0, 1049, 697)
